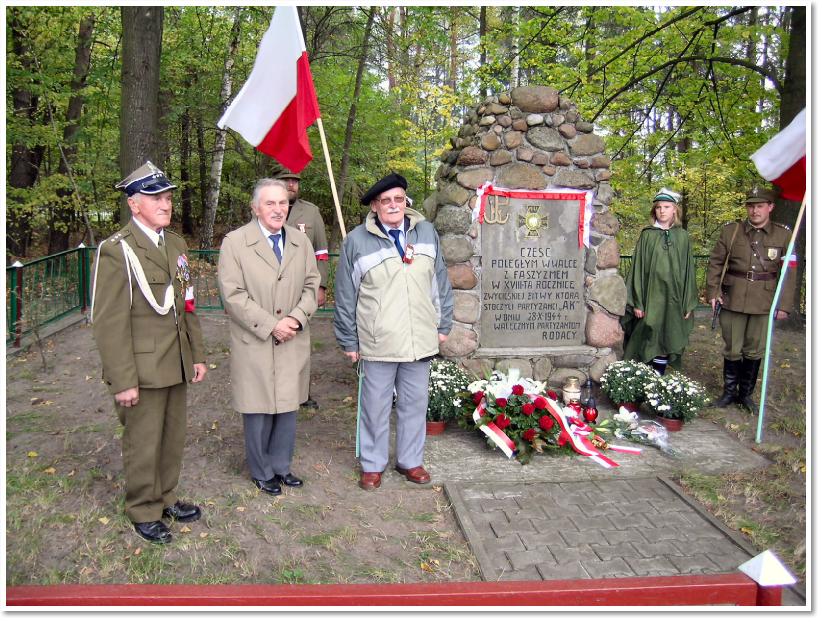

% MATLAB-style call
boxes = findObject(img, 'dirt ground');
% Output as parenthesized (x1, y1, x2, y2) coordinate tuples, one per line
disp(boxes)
(5, 311, 806, 590)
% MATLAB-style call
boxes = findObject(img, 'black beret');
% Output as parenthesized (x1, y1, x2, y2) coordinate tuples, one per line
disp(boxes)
(360, 172, 408, 206)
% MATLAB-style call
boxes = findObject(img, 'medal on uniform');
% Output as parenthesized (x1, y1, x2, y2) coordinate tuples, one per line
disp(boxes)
(298, 223, 306, 233)
(766, 247, 779, 261)
(176, 254, 195, 311)
(403, 243, 415, 264)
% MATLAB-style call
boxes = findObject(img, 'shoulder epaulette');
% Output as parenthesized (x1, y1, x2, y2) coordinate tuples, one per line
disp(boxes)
(164, 229, 183, 240)
(774, 222, 791, 231)
(106, 228, 129, 244)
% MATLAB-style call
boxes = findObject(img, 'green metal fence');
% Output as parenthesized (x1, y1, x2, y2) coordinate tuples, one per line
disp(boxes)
(7, 249, 803, 346)
(6, 246, 94, 347)
(5, 247, 337, 346)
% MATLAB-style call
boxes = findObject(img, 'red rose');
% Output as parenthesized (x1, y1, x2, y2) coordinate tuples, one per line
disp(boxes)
(522, 403, 535, 416)
(472, 391, 485, 405)
(494, 414, 511, 429)
(533, 396, 548, 410)
(539, 415, 554, 431)
(512, 384, 524, 396)
(523, 428, 537, 442)
(558, 431, 570, 446)
(547, 390, 558, 401)
(495, 397, 508, 408)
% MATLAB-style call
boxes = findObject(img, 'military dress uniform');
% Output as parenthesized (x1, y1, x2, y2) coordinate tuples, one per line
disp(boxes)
(706, 191, 796, 410)
(287, 198, 330, 289)
(91, 162, 206, 543)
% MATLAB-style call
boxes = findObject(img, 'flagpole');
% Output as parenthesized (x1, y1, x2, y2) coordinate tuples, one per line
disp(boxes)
(315, 117, 347, 240)
(755, 193, 806, 443)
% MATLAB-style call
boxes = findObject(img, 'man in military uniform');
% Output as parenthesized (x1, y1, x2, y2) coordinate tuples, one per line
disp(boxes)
(91, 161, 208, 544)
(278, 170, 329, 410)
(706, 187, 797, 411)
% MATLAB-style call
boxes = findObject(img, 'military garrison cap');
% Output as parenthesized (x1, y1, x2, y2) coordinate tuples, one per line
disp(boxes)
(361, 172, 408, 205)
(276, 171, 301, 181)
(652, 187, 681, 204)
(745, 187, 776, 203)
(115, 161, 177, 196)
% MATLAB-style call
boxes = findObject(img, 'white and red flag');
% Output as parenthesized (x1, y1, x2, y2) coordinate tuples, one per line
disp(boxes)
(750, 108, 806, 202)
(218, 6, 320, 173)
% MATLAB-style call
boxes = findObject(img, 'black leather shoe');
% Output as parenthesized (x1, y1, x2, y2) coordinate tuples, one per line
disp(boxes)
(274, 472, 303, 487)
(300, 397, 319, 410)
(134, 520, 172, 544)
(162, 501, 202, 523)
(252, 477, 282, 496)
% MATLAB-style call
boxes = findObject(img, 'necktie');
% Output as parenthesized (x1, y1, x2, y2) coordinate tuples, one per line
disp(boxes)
(388, 229, 405, 259)
(157, 234, 168, 259)
(269, 233, 282, 263)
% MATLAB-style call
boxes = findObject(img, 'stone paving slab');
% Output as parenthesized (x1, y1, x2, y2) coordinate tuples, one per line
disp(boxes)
(424, 418, 769, 484)
(444, 476, 757, 582)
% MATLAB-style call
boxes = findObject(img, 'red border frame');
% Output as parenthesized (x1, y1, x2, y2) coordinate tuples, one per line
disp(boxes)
(6, 574, 781, 607)
(478, 187, 588, 247)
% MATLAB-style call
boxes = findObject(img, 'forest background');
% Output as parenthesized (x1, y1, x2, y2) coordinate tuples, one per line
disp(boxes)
(5, 5, 807, 313)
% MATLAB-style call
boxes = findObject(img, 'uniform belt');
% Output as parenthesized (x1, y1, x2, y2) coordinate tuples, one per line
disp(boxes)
(728, 269, 777, 282)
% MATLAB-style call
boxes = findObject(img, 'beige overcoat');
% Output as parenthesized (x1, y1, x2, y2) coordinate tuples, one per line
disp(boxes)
(218, 219, 320, 414)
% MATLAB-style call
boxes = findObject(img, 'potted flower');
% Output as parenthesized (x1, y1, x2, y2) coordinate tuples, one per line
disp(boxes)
(426, 358, 472, 435)
(599, 360, 656, 410)
(642, 371, 708, 431)
(458, 369, 572, 464)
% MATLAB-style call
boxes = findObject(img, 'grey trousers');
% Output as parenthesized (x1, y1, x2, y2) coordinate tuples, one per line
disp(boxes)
(242, 411, 297, 481)
(359, 359, 430, 472)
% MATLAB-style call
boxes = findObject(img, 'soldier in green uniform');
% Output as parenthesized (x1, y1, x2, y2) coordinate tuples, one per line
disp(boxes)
(278, 170, 329, 410)
(706, 187, 797, 411)
(91, 161, 208, 544)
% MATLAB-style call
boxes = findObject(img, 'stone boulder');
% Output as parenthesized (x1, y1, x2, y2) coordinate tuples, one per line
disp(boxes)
(440, 325, 479, 358)
(441, 234, 475, 264)
(570, 133, 605, 156)
(511, 86, 559, 113)
(453, 292, 480, 323)
(457, 168, 494, 190)
(589, 274, 627, 316)
(448, 262, 478, 289)
(585, 310, 623, 348)
(434, 205, 472, 235)
(526, 127, 564, 152)
(496, 163, 547, 190)
(457, 146, 487, 166)
(592, 212, 620, 236)
(595, 238, 620, 269)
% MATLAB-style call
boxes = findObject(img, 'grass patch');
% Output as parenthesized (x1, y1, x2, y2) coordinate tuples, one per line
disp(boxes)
(678, 473, 726, 507)
(768, 414, 805, 438)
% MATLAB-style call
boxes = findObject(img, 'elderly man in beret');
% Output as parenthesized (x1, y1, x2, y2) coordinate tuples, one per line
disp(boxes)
(706, 186, 797, 411)
(91, 161, 208, 544)
(333, 172, 454, 491)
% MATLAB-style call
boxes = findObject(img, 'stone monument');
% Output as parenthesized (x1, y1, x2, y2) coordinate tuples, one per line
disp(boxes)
(429, 86, 627, 387)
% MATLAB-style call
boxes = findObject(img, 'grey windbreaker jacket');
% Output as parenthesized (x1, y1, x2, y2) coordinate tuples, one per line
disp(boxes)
(333, 207, 454, 362)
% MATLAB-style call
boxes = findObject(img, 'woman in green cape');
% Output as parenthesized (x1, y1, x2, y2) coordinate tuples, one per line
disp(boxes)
(621, 188, 698, 375)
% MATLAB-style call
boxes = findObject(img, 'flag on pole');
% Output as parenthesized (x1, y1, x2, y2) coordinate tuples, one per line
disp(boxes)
(217, 6, 320, 173)
(750, 108, 806, 202)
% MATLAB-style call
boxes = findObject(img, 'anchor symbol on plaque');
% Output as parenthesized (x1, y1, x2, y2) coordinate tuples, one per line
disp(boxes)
(485, 196, 509, 224)
(518, 205, 549, 239)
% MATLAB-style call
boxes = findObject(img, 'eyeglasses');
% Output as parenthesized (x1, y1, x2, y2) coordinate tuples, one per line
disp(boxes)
(378, 195, 406, 207)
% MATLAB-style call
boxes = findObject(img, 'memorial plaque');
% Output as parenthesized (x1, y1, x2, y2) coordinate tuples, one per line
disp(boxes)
(480, 193, 585, 348)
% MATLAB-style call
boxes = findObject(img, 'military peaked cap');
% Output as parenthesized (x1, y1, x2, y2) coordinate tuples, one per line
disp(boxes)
(361, 172, 408, 205)
(745, 187, 777, 203)
(115, 161, 177, 196)
(276, 171, 301, 181)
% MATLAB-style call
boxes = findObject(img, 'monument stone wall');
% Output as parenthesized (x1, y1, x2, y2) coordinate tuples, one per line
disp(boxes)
(430, 86, 626, 387)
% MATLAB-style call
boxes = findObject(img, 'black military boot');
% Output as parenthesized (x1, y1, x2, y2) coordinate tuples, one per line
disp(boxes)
(737, 357, 762, 413)
(712, 358, 740, 408)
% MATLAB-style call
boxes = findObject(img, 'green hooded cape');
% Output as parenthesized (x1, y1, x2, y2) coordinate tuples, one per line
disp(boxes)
(621, 225, 698, 367)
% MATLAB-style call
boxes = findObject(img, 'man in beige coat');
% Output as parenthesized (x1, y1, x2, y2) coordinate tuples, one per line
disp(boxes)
(218, 179, 320, 495)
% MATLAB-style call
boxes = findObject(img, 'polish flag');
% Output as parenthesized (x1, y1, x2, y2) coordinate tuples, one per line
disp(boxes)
(217, 6, 320, 173)
(750, 108, 806, 202)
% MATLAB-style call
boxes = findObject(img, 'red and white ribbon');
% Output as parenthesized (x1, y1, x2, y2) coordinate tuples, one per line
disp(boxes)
(472, 399, 517, 459)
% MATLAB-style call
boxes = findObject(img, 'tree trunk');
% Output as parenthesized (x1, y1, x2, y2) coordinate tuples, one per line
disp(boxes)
(7, 9, 44, 259)
(180, 101, 194, 235)
(386, 7, 398, 90)
(119, 6, 164, 224)
(195, 114, 209, 232)
(200, 7, 242, 250)
(448, 7, 458, 93)
(336, 7, 377, 212)
(49, 12, 96, 253)
(478, 7, 487, 97)
(772, 6, 806, 323)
